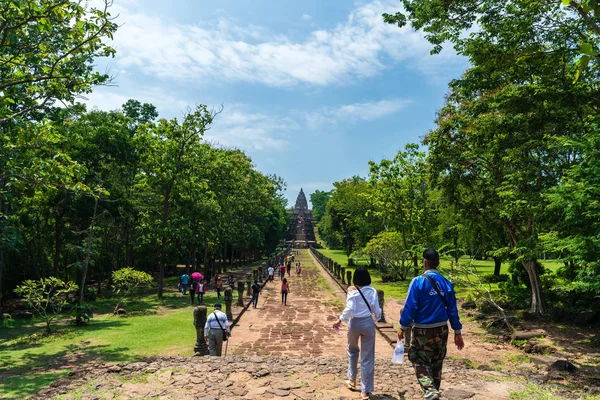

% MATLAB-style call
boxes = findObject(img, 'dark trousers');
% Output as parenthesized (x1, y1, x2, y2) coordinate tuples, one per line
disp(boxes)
(217, 288, 222, 298)
(189, 289, 195, 304)
(281, 290, 288, 305)
(197, 293, 203, 305)
(408, 325, 449, 395)
(252, 293, 259, 308)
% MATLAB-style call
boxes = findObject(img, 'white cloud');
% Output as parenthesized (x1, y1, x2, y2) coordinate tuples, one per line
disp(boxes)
(84, 86, 191, 117)
(301, 14, 313, 21)
(107, 0, 466, 88)
(206, 105, 298, 152)
(306, 98, 410, 128)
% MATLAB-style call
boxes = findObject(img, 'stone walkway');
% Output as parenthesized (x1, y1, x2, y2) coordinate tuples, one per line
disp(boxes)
(228, 251, 390, 358)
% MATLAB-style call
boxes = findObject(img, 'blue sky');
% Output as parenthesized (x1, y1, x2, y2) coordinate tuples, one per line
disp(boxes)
(86, 0, 468, 207)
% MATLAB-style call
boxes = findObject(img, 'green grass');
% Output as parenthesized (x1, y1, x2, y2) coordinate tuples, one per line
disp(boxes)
(0, 281, 230, 399)
(318, 249, 563, 302)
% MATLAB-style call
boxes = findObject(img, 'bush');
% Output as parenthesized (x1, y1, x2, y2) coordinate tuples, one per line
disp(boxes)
(14, 277, 78, 333)
(481, 274, 510, 283)
(112, 268, 153, 314)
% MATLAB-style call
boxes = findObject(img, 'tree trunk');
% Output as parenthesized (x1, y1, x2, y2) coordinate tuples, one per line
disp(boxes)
(53, 213, 63, 277)
(0, 246, 4, 320)
(493, 257, 502, 276)
(523, 260, 545, 314)
(413, 255, 419, 277)
(79, 198, 98, 306)
(453, 236, 459, 263)
(229, 246, 234, 269)
(158, 189, 171, 299)
(203, 244, 209, 276)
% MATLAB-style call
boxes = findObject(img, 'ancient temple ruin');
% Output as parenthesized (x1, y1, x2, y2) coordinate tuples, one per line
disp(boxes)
(285, 189, 317, 247)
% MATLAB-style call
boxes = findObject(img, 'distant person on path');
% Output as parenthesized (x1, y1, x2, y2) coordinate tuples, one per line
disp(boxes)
(279, 264, 286, 280)
(189, 280, 198, 305)
(296, 261, 302, 275)
(398, 248, 464, 400)
(333, 266, 381, 400)
(228, 274, 235, 290)
(268, 265, 275, 282)
(204, 304, 231, 356)
(197, 279, 206, 305)
(215, 274, 223, 298)
(281, 278, 290, 305)
(286, 260, 292, 276)
(251, 280, 261, 308)
(180, 272, 190, 294)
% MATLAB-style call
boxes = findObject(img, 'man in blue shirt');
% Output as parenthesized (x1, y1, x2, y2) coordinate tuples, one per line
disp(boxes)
(398, 248, 465, 400)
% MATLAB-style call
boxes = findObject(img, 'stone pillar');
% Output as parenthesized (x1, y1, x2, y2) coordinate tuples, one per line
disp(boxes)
(237, 281, 245, 307)
(246, 279, 252, 296)
(224, 288, 233, 320)
(377, 289, 386, 323)
(346, 270, 352, 286)
(193, 305, 209, 355)
(253, 269, 258, 284)
(258, 266, 263, 283)
(341, 267, 346, 284)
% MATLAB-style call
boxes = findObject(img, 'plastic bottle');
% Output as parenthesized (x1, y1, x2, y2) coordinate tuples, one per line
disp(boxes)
(334, 325, 341, 334)
(391, 340, 404, 364)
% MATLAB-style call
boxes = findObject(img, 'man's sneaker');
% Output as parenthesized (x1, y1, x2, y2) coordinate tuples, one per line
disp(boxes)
(424, 390, 440, 400)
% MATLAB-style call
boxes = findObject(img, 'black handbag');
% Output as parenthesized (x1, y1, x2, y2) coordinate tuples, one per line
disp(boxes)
(213, 312, 228, 341)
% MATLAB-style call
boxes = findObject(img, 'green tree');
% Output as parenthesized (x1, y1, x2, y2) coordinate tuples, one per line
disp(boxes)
(0, 0, 117, 124)
(364, 231, 412, 280)
(310, 190, 331, 222)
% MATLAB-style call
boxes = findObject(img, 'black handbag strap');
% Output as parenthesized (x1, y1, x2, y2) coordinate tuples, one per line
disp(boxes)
(213, 311, 226, 332)
(356, 287, 372, 313)
(422, 273, 448, 308)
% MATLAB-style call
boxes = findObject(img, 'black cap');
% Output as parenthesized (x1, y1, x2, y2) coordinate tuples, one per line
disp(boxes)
(423, 248, 439, 261)
(214, 303, 222, 309)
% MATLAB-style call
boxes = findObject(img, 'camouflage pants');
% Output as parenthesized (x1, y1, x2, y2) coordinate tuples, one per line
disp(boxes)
(408, 325, 448, 395)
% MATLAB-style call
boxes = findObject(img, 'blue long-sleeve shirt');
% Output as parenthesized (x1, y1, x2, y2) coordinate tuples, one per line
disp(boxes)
(400, 269, 462, 333)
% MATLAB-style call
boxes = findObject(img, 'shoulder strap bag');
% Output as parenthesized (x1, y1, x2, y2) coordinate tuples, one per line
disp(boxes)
(213, 312, 228, 341)
(422, 273, 448, 309)
(356, 287, 377, 322)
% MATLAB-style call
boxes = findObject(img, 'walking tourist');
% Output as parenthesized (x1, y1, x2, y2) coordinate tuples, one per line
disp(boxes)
(279, 264, 286, 280)
(228, 274, 235, 290)
(281, 278, 290, 305)
(180, 272, 190, 294)
(296, 261, 302, 275)
(286, 260, 292, 276)
(189, 280, 197, 305)
(204, 304, 231, 356)
(251, 280, 261, 308)
(215, 274, 223, 298)
(398, 248, 464, 400)
(332, 266, 381, 400)
(197, 279, 206, 305)
(268, 265, 275, 282)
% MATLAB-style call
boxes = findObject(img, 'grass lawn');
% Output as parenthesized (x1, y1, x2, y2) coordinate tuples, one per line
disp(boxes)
(318, 249, 563, 302)
(0, 276, 238, 399)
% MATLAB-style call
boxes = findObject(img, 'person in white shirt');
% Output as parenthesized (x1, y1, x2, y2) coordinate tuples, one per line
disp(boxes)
(333, 267, 382, 400)
(204, 304, 231, 356)
(267, 265, 275, 282)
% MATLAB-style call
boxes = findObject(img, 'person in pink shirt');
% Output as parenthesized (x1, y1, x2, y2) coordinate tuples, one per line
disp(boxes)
(281, 278, 290, 305)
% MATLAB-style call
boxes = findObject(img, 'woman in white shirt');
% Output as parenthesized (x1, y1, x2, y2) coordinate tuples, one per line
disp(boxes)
(333, 266, 382, 399)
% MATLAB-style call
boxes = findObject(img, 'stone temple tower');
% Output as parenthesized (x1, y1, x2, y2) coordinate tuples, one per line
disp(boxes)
(285, 189, 316, 247)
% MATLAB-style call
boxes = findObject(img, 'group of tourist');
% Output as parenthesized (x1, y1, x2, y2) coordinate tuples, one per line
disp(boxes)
(179, 271, 208, 305)
(333, 247, 464, 400)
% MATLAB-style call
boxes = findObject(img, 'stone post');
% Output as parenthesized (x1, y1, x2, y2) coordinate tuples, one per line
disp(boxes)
(346, 270, 352, 286)
(341, 267, 346, 284)
(258, 266, 263, 283)
(377, 289, 386, 323)
(193, 305, 209, 355)
(224, 288, 233, 320)
(237, 281, 245, 307)
(246, 279, 252, 296)
(253, 269, 259, 284)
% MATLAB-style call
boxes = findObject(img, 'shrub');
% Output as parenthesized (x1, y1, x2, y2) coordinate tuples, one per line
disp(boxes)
(14, 277, 78, 333)
(112, 268, 153, 314)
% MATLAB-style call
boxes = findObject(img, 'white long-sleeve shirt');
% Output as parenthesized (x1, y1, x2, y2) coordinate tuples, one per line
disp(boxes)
(204, 310, 231, 337)
(339, 286, 382, 322)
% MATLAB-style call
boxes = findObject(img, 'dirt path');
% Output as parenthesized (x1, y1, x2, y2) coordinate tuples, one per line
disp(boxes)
(228, 251, 390, 357)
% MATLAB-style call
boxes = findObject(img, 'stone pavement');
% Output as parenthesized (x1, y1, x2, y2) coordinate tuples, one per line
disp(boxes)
(228, 251, 390, 357)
